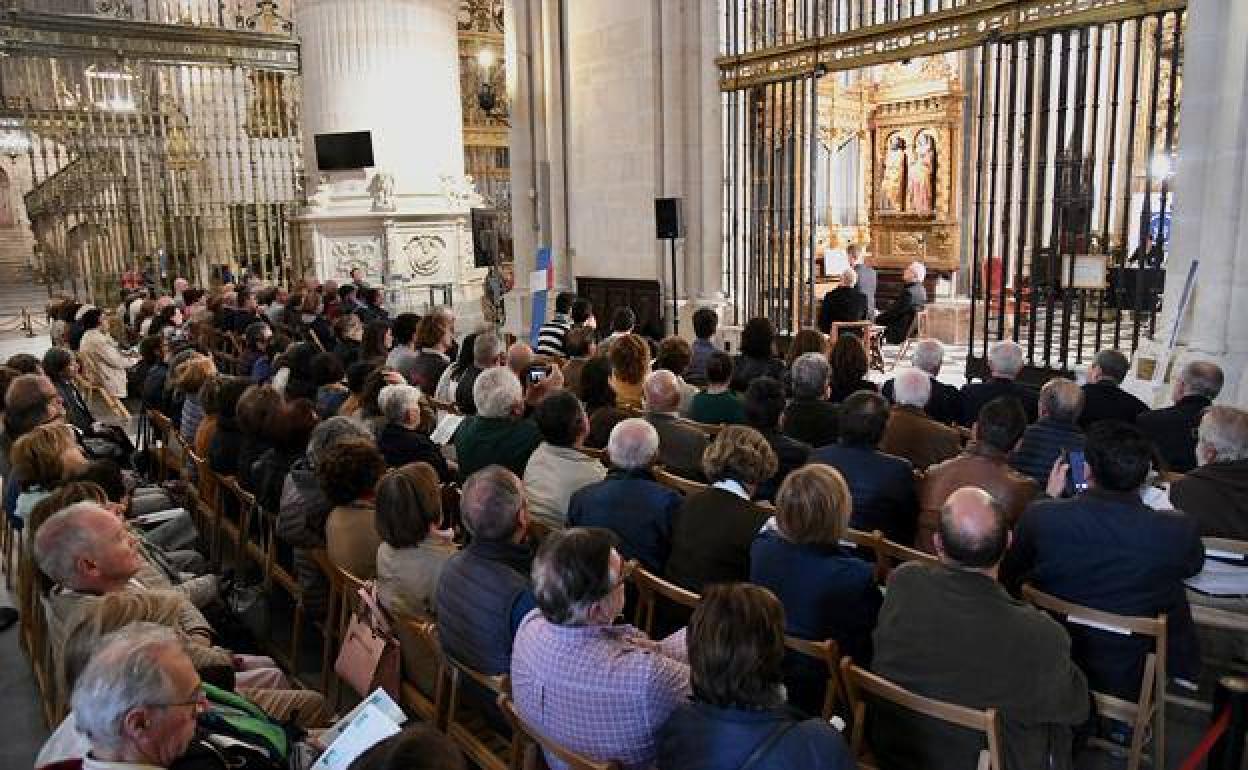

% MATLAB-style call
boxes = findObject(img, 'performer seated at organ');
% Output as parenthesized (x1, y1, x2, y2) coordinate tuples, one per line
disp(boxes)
(875, 261, 927, 344)
(818, 268, 870, 333)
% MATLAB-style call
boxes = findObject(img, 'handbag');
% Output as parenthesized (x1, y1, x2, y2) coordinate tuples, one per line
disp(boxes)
(334, 581, 401, 698)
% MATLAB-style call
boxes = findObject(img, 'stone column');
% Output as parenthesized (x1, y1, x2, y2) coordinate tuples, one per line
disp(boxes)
(295, 0, 485, 325)
(1145, 0, 1248, 406)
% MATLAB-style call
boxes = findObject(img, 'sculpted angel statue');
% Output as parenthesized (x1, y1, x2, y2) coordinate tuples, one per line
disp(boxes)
(880, 134, 907, 212)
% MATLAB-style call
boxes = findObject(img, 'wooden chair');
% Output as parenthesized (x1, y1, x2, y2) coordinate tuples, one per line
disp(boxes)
(184, 448, 223, 565)
(76, 353, 131, 419)
(629, 562, 700, 638)
(873, 532, 939, 574)
(828, 320, 873, 340)
(310, 548, 347, 696)
(782, 636, 843, 720)
(499, 692, 623, 770)
(257, 503, 306, 672)
(1189, 537, 1248, 635)
(145, 410, 182, 483)
(841, 658, 1004, 770)
(399, 618, 448, 725)
(216, 475, 258, 570)
(429, 398, 461, 415)
(678, 417, 723, 440)
(441, 653, 511, 770)
(576, 446, 609, 465)
(653, 467, 708, 498)
(1021, 586, 1166, 770)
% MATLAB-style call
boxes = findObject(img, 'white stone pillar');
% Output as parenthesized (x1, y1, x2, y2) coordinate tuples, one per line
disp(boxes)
(298, 0, 465, 204)
(1147, 0, 1248, 407)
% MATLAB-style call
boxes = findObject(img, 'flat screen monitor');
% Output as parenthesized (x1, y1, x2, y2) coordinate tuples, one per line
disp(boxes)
(314, 131, 375, 171)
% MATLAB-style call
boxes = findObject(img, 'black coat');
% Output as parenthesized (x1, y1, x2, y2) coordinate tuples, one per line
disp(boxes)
(377, 421, 452, 481)
(883, 375, 962, 425)
(875, 281, 926, 344)
(782, 398, 839, 448)
(818, 288, 868, 333)
(810, 443, 917, 545)
(666, 488, 770, 594)
(959, 377, 1039, 426)
(1136, 394, 1213, 472)
(1079, 381, 1148, 430)
(730, 355, 785, 393)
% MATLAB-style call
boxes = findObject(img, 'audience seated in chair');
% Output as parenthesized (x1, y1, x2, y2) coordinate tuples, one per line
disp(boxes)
(658, 583, 853, 770)
(810, 391, 918, 546)
(1008, 378, 1086, 489)
(879, 367, 961, 471)
(685, 306, 721, 386)
(874, 261, 927, 345)
(873, 487, 1089, 770)
(524, 390, 607, 531)
(608, 333, 650, 411)
(568, 419, 681, 575)
(743, 377, 810, 501)
(383, 312, 422, 387)
(730, 318, 785, 394)
(316, 436, 386, 580)
(750, 465, 881, 715)
(818, 267, 869, 334)
(1138, 360, 1225, 473)
(560, 326, 596, 400)
(918, 397, 1037, 553)
(376, 383, 451, 480)
(346, 725, 466, 770)
(960, 340, 1038, 425)
(666, 426, 777, 593)
(1169, 405, 1248, 539)
(644, 370, 709, 482)
(512, 528, 690, 770)
(435, 466, 537, 678)
(454, 331, 504, 416)
(454, 366, 544, 478)
(781, 353, 838, 448)
(654, 336, 698, 417)
(687, 352, 745, 427)
(1002, 421, 1205, 698)
(581, 357, 630, 450)
(1079, 350, 1148, 430)
(881, 339, 961, 425)
(374, 462, 456, 619)
(826, 333, 877, 404)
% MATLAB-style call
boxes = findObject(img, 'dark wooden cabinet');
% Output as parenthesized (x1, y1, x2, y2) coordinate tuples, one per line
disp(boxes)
(575, 277, 663, 339)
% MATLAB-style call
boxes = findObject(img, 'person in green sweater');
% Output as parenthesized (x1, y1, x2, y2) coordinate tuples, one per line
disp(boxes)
(689, 352, 746, 426)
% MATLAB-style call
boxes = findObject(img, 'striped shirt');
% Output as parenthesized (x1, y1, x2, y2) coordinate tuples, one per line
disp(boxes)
(535, 314, 573, 356)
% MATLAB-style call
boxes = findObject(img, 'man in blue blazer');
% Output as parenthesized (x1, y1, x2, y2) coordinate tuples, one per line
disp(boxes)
(811, 391, 918, 546)
(1002, 420, 1204, 699)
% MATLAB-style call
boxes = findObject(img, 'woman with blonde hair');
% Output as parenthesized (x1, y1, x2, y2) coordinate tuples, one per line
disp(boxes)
(665, 425, 778, 593)
(750, 464, 881, 714)
(11, 422, 89, 523)
(171, 353, 216, 446)
(608, 332, 650, 410)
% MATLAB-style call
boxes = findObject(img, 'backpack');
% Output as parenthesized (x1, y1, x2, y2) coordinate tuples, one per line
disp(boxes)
(186, 683, 303, 770)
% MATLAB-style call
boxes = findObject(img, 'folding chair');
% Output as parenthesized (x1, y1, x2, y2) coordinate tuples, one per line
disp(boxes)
(892, 310, 929, 370)
(145, 410, 182, 483)
(1189, 537, 1248, 636)
(841, 658, 1005, 770)
(499, 692, 623, 770)
(653, 467, 708, 498)
(782, 636, 843, 720)
(1022, 585, 1166, 770)
(441, 653, 511, 770)
(398, 618, 447, 725)
(257, 503, 306, 672)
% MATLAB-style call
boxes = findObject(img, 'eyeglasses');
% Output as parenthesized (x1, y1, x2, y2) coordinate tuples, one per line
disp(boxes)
(152, 683, 207, 712)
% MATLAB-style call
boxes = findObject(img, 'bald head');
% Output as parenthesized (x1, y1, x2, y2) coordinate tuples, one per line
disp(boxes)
(937, 487, 1009, 570)
(643, 370, 681, 413)
(507, 342, 534, 380)
(607, 418, 660, 470)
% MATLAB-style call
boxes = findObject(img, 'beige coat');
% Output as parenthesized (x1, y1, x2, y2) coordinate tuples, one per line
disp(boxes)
(78, 328, 136, 398)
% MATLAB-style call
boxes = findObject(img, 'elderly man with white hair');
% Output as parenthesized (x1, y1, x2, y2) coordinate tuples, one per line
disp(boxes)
(644, 369, 710, 481)
(454, 366, 543, 477)
(880, 366, 962, 471)
(1139, 359, 1226, 472)
(875, 260, 928, 344)
(568, 418, 682, 574)
(455, 330, 506, 415)
(1169, 406, 1248, 539)
(817, 267, 870, 333)
(959, 339, 1038, 425)
(71, 624, 203, 769)
(882, 338, 962, 424)
(377, 383, 452, 480)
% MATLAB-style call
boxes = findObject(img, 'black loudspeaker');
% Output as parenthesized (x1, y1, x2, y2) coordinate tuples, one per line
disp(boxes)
(655, 197, 683, 239)
(471, 208, 499, 268)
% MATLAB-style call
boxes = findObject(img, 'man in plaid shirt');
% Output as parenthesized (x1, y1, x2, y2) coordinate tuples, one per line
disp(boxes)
(511, 528, 690, 770)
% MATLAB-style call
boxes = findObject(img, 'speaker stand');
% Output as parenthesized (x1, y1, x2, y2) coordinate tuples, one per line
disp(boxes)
(665, 237, 680, 337)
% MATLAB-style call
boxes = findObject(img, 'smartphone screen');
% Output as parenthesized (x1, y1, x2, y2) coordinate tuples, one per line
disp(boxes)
(1068, 449, 1088, 492)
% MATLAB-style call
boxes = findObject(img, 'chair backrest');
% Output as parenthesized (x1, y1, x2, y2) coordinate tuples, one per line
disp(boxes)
(873, 532, 939, 571)
(829, 320, 872, 338)
(629, 562, 701, 637)
(577, 446, 609, 464)
(840, 658, 1004, 770)
(653, 467, 708, 498)
(1202, 536, 1248, 563)
(678, 417, 723, 439)
(429, 398, 460, 415)
(782, 636, 842, 719)
(498, 693, 623, 770)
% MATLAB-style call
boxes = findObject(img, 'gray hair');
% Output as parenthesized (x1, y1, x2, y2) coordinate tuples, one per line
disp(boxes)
(307, 415, 372, 467)
(474, 332, 504, 367)
(908, 261, 927, 283)
(473, 366, 523, 419)
(911, 339, 944, 376)
(1181, 360, 1225, 400)
(1091, 350, 1131, 384)
(461, 465, 525, 541)
(988, 340, 1024, 379)
(893, 367, 932, 408)
(839, 268, 858, 288)
(607, 418, 660, 470)
(790, 353, 830, 400)
(643, 370, 681, 413)
(1198, 406, 1248, 463)
(378, 383, 422, 423)
(34, 501, 107, 587)
(72, 624, 183, 754)
(1039, 378, 1084, 424)
(531, 528, 616, 626)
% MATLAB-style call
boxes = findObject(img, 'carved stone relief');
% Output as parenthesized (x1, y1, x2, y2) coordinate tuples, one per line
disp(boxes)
(329, 237, 382, 282)
(403, 234, 446, 278)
